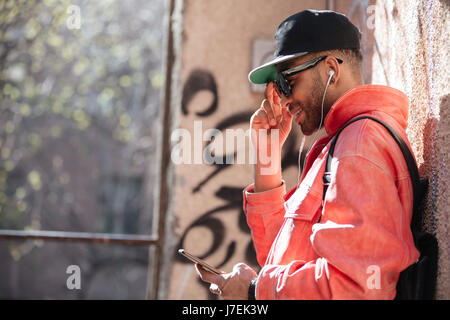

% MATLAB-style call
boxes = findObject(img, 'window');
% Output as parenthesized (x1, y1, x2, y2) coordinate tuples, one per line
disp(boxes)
(0, 0, 169, 299)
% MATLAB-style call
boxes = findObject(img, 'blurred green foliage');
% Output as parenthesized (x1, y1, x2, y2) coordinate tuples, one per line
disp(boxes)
(0, 0, 165, 253)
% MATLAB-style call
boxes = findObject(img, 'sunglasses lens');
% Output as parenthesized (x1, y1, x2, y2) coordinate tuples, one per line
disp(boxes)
(282, 83, 291, 97)
(275, 75, 291, 97)
(274, 80, 282, 95)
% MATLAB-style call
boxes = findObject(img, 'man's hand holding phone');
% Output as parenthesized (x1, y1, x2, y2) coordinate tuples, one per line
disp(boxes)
(195, 262, 258, 300)
(178, 249, 257, 299)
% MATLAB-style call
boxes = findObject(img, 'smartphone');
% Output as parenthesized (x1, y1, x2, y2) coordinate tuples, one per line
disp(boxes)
(178, 249, 222, 275)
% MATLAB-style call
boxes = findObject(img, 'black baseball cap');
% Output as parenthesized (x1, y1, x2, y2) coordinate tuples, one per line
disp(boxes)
(249, 10, 361, 84)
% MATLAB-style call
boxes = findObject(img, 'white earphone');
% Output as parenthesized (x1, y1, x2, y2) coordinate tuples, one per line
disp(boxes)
(329, 70, 335, 82)
(297, 69, 336, 184)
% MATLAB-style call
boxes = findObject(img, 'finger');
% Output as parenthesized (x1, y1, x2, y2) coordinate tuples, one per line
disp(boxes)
(195, 264, 225, 286)
(272, 85, 283, 121)
(209, 283, 222, 296)
(267, 82, 282, 120)
(265, 83, 275, 114)
(250, 112, 261, 124)
(261, 99, 276, 127)
(265, 81, 273, 100)
(255, 108, 270, 129)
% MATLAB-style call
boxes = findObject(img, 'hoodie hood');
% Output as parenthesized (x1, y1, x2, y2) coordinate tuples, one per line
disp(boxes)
(324, 85, 409, 136)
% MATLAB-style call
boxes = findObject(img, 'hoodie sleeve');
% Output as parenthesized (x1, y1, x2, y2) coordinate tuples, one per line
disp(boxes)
(254, 155, 420, 300)
(242, 181, 289, 266)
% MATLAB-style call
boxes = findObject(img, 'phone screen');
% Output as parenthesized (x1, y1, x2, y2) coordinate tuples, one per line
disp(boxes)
(178, 249, 222, 275)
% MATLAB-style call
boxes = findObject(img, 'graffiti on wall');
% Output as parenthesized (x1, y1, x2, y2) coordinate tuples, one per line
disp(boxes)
(174, 68, 304, 299)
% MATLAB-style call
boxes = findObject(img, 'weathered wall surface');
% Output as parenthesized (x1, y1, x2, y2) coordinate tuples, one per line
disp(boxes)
(168, 0, 327, 300)
(369, 0, 449, 299)
(166, 0, 449, 299)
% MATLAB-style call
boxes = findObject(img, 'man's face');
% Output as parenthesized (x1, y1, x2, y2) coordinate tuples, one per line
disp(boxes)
(277, 56, 327, 136)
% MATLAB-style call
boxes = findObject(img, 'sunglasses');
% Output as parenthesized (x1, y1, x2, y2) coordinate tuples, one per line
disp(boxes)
(274, 56, 343, 97)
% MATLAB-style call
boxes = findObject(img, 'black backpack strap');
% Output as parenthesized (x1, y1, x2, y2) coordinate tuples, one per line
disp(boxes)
(322, 116, 423, 230)
(322, 116, 437, 300)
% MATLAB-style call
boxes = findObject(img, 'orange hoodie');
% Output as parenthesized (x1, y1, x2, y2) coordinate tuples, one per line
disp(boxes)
(243, 85, 420, 299)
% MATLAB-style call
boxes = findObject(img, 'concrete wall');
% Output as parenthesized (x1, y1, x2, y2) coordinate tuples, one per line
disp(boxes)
(168, 0, 327, 300)
(166, 0, 449, 299)
(368, 0, 449, 299)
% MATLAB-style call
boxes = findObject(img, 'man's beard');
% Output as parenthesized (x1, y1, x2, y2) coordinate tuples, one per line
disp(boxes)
(300, 70, 326, 135)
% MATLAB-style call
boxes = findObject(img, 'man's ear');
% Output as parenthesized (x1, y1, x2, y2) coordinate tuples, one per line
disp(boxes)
(324, 56, 340, 84)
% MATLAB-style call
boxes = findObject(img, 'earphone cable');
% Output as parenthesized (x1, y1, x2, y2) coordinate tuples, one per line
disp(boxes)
(297, 71, 334, 185)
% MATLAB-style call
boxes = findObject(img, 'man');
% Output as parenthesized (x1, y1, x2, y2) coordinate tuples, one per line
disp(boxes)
(196, 9, 419, 300)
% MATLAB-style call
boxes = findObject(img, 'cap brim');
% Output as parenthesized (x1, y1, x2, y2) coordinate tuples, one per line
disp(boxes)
(248, 52, 308, 84)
